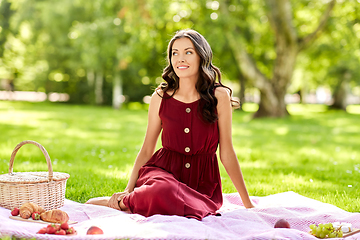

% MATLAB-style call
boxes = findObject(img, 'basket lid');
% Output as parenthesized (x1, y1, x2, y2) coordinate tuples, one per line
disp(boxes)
(0, 171, 70, 184)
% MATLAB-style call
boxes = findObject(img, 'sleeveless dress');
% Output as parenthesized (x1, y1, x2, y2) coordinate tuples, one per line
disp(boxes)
(122, 92, 223, 220)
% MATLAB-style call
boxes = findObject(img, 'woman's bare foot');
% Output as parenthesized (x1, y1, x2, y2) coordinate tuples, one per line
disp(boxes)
(85, 197, 111, 206)
(86, 196, 129, 212)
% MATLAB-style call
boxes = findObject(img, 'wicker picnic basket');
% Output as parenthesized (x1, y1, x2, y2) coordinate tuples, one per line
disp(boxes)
(0, 140, 70, 211)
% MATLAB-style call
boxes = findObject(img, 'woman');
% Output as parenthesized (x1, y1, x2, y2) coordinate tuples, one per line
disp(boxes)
(86, 29, 254, 220)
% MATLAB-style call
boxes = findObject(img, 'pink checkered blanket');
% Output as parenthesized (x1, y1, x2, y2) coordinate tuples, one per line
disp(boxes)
(0, 191, 359, 239)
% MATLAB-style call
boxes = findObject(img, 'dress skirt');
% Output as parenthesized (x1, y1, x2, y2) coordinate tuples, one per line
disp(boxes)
(122, 92, 223, 220)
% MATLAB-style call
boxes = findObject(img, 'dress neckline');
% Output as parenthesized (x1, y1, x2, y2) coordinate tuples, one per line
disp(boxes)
(164, 92, 200, 105)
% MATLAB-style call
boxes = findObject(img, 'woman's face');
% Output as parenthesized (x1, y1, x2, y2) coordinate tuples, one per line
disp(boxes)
(171, 37, 201, 81)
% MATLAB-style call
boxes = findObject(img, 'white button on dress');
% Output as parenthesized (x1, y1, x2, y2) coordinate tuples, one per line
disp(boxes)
(184, 128, 190, 133)
(185, 147, 190, 153)
(185, 163, 191, 168)
(186, 108, 191, 113)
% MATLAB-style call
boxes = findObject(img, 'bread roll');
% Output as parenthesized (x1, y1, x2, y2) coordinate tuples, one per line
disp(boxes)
(40, 209, 69, 223)
(20, 202, 45, 219)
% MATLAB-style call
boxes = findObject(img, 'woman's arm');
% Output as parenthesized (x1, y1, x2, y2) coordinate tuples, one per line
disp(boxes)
(124, 91, 162, 192)
(215, 87, 254, 208)
(107, 90, 163, 209)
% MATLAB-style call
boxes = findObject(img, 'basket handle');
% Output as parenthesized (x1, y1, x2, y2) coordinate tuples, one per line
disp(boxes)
(9, 140, 54, 181)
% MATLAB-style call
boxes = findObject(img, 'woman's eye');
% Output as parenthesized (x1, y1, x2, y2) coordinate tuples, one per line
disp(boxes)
(172, 52, 178, 56)
(186, 51, 192, 54)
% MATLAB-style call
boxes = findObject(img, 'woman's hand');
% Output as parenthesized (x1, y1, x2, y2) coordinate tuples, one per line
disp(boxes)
(245, 201, 255, 209)
(107, 191, 130, 210)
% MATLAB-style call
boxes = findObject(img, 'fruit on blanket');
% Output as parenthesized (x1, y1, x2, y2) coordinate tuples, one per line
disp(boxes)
(274, 219, 290, 228)
(37, 227, 47, 234)
(66, 227, 76, 235)
(38, 223, 76, 235)
(40, 209, 69, 223)
(32, 211, 41, 220)
(11, 207, 19, 216)
(87, 226, 104, 235)
(309, 222, 343, 238)
(55, 229, 66, 235)
(55, 223, 61, 231)
(20, 202, 45, 219)
(60, 222, 69, 230)
(46, 223, 57, 234)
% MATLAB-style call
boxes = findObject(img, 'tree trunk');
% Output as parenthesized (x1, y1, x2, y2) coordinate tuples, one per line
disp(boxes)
(87, 69, 95, 87)
(331, 71, 351, 111)
(0, 0, 15, 58)
(299, 86, 306, 104)
(95, 70, 103, 105)
(112, 72, 123, 109)
(222, 0, 336, 118)
(254, 86, 289, 118)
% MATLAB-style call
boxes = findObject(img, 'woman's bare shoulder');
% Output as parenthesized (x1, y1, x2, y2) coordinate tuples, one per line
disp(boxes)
(153, 87, 174, 98)
(148, 89, 163, 113)
(214, 86, 231, 101)
(153, 87, 164, 98)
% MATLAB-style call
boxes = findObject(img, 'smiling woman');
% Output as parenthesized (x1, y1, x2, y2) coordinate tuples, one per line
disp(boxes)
(86, 29, 254, 220)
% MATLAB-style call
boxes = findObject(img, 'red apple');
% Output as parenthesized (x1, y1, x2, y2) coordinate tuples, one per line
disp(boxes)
(86, 226, 104, 235)
(274, 219, 291, 228)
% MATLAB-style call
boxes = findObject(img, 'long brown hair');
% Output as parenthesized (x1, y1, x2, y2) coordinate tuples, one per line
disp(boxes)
(160, 29, 238, 123)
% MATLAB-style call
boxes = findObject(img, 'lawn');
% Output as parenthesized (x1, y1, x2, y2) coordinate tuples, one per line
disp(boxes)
(0, 101, 359, 212)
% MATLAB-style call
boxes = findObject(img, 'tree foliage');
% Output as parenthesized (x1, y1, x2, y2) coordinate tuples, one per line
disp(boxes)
(296, 0, 360, 110)
(0, 0, 358, 112)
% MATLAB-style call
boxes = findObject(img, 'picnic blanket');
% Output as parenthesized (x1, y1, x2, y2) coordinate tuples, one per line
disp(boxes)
(0, 191, 359, 239)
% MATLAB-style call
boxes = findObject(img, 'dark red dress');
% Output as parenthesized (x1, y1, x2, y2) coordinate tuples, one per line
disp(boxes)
(122, 92, 223, 220)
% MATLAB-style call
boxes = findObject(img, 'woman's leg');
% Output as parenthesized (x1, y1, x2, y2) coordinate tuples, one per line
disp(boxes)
(85, 196, 129, 211)
(85, 197, 111, 206)
(123, 167, 219, 219)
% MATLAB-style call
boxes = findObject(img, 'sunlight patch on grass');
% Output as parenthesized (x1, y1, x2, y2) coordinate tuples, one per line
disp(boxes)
(279, 172, 312, 185)
(346, 104, 360, 115)
(232, 127, 253, 136)
(94, 165, 133, 180)
(63, 128, 94, 139)
(0, 111, 50, 125)
(287, 104, 328, 115)
(240, 160, 271, 169)
(274, 126, 289, 135)
(242, 103, 258, 112)
(297, 146, 329, 159)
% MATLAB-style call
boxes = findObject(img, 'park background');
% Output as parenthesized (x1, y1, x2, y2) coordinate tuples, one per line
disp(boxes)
(0, 0, 359, 213)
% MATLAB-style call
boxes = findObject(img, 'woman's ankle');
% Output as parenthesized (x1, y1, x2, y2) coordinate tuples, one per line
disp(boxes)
(119, 199, 129, 211)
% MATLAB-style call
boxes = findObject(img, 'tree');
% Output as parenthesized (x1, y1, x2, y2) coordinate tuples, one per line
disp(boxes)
(297, 0, 360, 110)
(0, 0, 15, 57)
(221, 0, 336, 118)
(2, 0, 347, 111)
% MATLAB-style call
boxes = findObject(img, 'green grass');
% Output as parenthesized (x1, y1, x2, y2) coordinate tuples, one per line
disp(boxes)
(0, 101, 359, 212)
